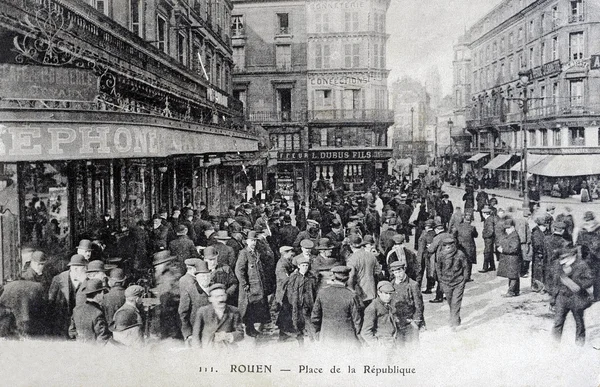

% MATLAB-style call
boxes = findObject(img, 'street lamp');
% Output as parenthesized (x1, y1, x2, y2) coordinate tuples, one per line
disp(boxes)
(410, 106, 415, 181)
(446, 118, 453, 173)
(518, 70, 530, 208)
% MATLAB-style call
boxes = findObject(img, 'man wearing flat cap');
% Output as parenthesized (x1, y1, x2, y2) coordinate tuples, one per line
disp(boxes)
(191, 283, 244, 349)
(312, 238, 344, 290)
(103, 268, 127, 324)
(293, 219, 321, 251)
(347, 235, 380, 306)
(110, 285, 144, 347)
(282, 254, 318, 345)
(417, 219, 436, 292)
(389, 261, 424, 344)
(427, 220, 453, 303)
(385, 234, 419, 283)
(169, 224, 201, 265)
(361, 281, 398, 348)
(211, 230, 238, 269)
(496, 219, 523, 297)
(480, 205, 498, 273)
(311, 266, 363, 347)
(294, 239, 315, 267)
(325, 219, 345, 257)
(178, 259, 210, 342)
(530, 216, 549, 292)
(544, 221, 571, 304)
(435, 236, 469, 328)
(235, 231, 272, 337)
(69, 278, 112, 344)
(274, 245, 296, 339)
(576, 211, 600, 302)
(204, 246, 238, 306)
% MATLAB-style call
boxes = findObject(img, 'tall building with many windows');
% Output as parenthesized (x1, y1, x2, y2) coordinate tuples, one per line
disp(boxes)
(456, 0, 600, 192)
(0, 0, 257, 282)
(232, 0, 394, 197)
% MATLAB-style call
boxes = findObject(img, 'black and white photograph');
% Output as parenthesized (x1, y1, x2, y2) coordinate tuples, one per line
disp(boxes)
(0, 0, 599, 385)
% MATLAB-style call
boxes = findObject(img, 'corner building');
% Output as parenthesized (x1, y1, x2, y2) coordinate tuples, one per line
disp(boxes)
(232, 0, 393, 198)
(0, 0, 259, 282)
(457, 0, 600, 192)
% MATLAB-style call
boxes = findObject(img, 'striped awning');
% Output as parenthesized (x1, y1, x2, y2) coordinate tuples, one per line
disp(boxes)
(529, 154, 600, 177)
(483, 154, 513, 170)
(510, 154, 549, 172)
(466, 153, 489, 162)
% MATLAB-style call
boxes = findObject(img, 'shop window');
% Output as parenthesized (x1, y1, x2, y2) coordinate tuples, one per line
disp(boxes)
(120, 161, 149, 228)
(21, 162, 70, 255)
(569, 127, 585, 146)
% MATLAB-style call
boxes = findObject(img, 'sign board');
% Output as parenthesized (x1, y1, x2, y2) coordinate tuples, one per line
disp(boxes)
(278, 148, 393, 161)
(530, 60, 561, 79)
(310, 1, 366, 10)
(0, 64, 98, 101)
(0, 123, 257, 161)
(591, 55, 600, 70)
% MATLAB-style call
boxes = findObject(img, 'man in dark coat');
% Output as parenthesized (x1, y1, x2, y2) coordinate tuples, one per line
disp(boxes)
(282, 255, 318, 345)
(295, 202, 307, 231)
(544, 221, 571, 304)
(278, 215, 300, 248)
(47, 254, 88, 338)
(454, 212, 478, 282)
(191, 283, 244, 348)
(169, 224, 201, 265)
(211, 230, 237, 269)
(427, 221, 453, 303)
(235, 231, 271, 337)
(390, 261, 424, 343)
(385, 234, 419, 282)
(576, 211, 600, 301)
(479, 205, 497, 273)
(497, 219, 522, 297)
(150, 214, 170, 254)
(530, 216, 549, 292)
(68, 278, 112, 344)
(103, 268, 127, 324)
(552, 248, 594, 346)
(0, 302, 18, 339)
(395, 195, 413, 243)
(347, 235, 379, 306)
(361, 281, 399, 348)
(325, 219, 345, 258)
(435, 237, 469, 328)
(437, 194, 454, 229)
(475, 189, 489, 222)
(0, 279, 47, 337)
(21, 250, 51, 293)
(148, 251, 182, 340)
(178, 259, 210, 342)
(204, 246, 238, 306)
(417, 219, 436, 290)
(310, 266, 362, 348)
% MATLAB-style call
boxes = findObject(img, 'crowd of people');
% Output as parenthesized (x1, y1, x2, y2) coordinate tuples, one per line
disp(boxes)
(0, 173, 597, 349)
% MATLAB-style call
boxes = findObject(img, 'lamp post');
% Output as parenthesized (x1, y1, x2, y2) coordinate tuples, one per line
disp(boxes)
(518, 70, 530, 208)
(447, 118, 453, 174)
(410, 106, 415, 181)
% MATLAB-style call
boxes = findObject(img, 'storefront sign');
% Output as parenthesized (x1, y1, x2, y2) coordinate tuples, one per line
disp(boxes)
(0, 124, 256, 161)
(278, 148, 392, 161)
(591, 55, 600, 70)
(562, 59, 589, 72)
(530, 60, 561, 79)
(310, 75, 369, 86)
(0, 64, 98, 101)
(311, 1, 365, 10)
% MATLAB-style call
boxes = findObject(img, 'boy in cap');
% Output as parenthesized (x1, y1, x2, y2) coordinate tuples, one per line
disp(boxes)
(385, 234, 419, 283)
(191, 284, 244, 348)
(310, 266, 363, 347)
(361, 281, 398, 348)
(69, 278, 112, 344)
(110, 285, 145, 347)
(282, 254, 318, 345)
(435, 237, 469, 328)
(389, 261, 424, 344)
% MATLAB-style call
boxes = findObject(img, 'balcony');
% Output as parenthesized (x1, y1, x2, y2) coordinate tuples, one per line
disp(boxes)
(308, 109, 394, 123)
(568, 14, 585, 23)
(247, 110, 307, 124)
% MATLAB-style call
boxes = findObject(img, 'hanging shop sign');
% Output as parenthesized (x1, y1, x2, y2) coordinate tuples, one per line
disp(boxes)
(562, 59, 589, 72)
(0, 64, 98, 101)
(0, 123, 257, 161)
(591, 55, 600, 70)
(278, 148, 393, 161)
(530, 60, 561, 79)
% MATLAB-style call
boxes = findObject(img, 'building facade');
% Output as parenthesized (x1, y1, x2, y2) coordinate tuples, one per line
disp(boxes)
(0, 0, 258, 282)
(232, 0, 394, 198)
(457, 0, 600, 191)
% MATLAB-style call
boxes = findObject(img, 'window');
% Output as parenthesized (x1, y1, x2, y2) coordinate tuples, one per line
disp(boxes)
(552, 129, 561, 146)
(552, 6, 559, 28)
(315, 13, 330, 33)
(500, 62, 505, 80)
(315, 44, 330, 69)
(540, 85, 546, 111)
(529, 47, 535, 69)
(551, 36, 558, 60)
(540, 129, 548, 146)
(552, 81, 559, 113)
(508, 32, 514, 49)
(518, 27, 523, 43)
(540, 41, 546, 65)
(379, 44, 385, 68)
(493, 41, 498, 58)
(130, 0, 142, 37)
(569, 127, 585, 146)
(231, 15, 244, 36)
(569, 32, 584, 60)
(320, 128, 328, 146)
(157, 15, 168, 54)
(508, 56, 514, 76)
(277, 13, 289, 34)
(233, 46, 245, 70)
(276, 44, 291, 70)
(529, 20, 535, 39)
(570, 0, 584, 22)
(345, 12, 359, 32)
(373, 43, 379, 68)
(178, 32, 187, 65)
(316, 90, 332, 108)
(569, 79, 584, 107)
(273, 133, 301, 151)
(192, 43, 202, 74)
(529, 130, 537, 146)
(92, 0, 108, 15)
(540, 13, 545, 33)
(344, 43, 360, 68)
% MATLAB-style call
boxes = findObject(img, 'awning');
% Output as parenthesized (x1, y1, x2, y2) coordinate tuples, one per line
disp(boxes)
(529, 154, 600, 177)
(509, 154, 549, 172)
(483, 154, 513, 170)
(466, 153, 489, 162)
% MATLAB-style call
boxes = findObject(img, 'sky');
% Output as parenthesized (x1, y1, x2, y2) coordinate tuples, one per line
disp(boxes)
(386, 0, 504, 95)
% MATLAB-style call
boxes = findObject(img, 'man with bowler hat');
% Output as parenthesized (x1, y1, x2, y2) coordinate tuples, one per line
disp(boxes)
(48, 254, 87, 337)
(347, 235, 379, 306)
(21, 250, 50, 292)
(69, 278, 112, 344)
(110, 285, 144, 347)
(103, 268, 127, 324)
(212, 230, 238, 269)
(311, 265, 363, 347)
(178, 258, 208, 342)
(169, 224, 201, 265)
(497, 218, 523, 297)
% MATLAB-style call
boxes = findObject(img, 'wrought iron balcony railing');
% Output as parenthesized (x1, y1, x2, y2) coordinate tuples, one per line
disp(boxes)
(247, 111, 307, 123)
(308, 109, 394, 122)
